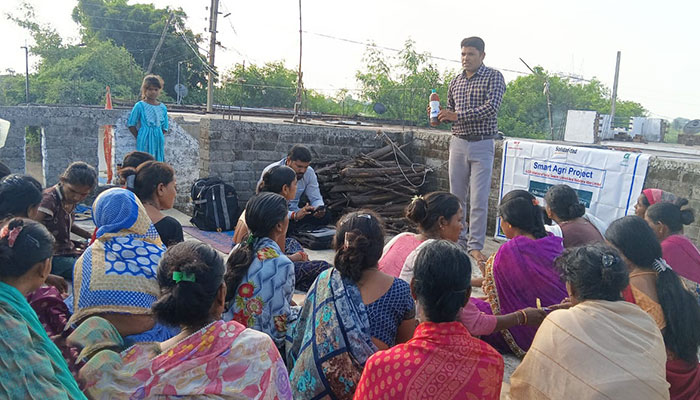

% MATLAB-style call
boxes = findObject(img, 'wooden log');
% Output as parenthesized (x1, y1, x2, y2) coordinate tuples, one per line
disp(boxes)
(340, 166, 426, 178)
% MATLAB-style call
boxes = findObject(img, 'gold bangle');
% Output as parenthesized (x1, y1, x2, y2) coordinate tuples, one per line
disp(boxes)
(519, 309, 528, 325)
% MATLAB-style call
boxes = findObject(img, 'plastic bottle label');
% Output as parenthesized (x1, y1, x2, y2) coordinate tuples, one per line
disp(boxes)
(429, 101, 440, 117)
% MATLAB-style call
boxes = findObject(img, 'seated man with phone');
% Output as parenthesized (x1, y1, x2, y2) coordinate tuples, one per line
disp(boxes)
(259, 145, 330, 233)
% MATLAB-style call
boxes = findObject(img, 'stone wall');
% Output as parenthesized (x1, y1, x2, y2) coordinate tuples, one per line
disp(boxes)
(2, 107, 700, 246)
(198, 118, 407, 209)
(0, 106, 199, 212)
(643, 158, 700, 243)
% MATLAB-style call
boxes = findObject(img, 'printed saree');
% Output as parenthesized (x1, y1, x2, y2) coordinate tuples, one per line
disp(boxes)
(70, 316, 292, 399)
(473, 234, 566, 356)
(0, 281, 86, 399)
(354, 321, 504, 400)
(68, 189, 169, 343)
(510, 300, 670, 400)
(286, 268, 377, 400)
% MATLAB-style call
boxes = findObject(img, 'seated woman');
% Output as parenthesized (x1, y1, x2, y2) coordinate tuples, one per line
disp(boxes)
(233, 165, 330, 291)
(121, 161, 183, 247)
(472, 190, 567, 356)
(379, 192, 461, 276)
(287, 211, 416, 399)
(117, 150, 154, 187)
(69, 241, 292, 399)
(37, 161, 97, 280)
(0, 218, 85, 399)
(635, 188, 678, 217)
(646, 200, 700, 303)
(67, 188, 177, 346)
(356, 240, 504, 400)
(510, 244, 670, 399)
(224, 192, 299, 351)
(0, 174, 67, 293)
(544, 184, 604, 248)
(397, 193, 546, 337)
(606, 216, 700, 399)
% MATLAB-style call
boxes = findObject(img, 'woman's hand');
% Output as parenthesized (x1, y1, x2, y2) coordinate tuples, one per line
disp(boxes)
(289, 251, 309, 262)
(522, 307, 547, 327)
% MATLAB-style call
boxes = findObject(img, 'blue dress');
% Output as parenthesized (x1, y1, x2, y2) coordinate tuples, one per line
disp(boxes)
(127, 101, 169, 161)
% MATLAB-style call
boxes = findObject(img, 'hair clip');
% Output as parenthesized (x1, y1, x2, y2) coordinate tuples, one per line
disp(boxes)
(411, 195, 424, 203)
(245, 234, 256, 246)
(172, 271, 195, 283)
(532, 198, 540, 206)
(343, 232, 353, 249)
(357, 214, 372, 220)
(652, 258, 672, 273)
(0, 224, 23, 248)
(601, 253, 616, 268)
(125, 175, 136, 190)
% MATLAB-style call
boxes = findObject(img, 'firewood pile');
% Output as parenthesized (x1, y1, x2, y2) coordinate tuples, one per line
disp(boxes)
(314, 133, 432, 234)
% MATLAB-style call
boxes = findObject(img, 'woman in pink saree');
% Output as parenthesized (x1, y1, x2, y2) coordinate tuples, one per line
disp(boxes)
(69, 241, 292, 399)
(472, 190, 567, 356)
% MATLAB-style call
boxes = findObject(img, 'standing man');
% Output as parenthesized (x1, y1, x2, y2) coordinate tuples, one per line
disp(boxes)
(259, 144, 328, 232)
(437, 36, 506, 268)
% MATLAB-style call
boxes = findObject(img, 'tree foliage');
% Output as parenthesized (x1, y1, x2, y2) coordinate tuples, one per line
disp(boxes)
(355, 40, 449, 125)
(71, 0, 207, 99)
(5, 2, 143, 105)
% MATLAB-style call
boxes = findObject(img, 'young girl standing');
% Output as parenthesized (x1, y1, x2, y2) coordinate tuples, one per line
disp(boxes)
(128, 75, 169, 162)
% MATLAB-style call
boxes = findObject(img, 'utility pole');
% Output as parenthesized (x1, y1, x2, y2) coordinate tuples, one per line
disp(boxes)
(609, 51, 621, 130)
(206, 0, 220, 113)
(21, 44, 29, 103)
(520, 58, 554, 140)
(146, 12, 175, 75)
(176, 61, 183, 104)
(292, 0, 303, 122)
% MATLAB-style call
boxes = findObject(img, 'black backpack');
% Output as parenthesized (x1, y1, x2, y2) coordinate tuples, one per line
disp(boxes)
(190, 177, 239, 232)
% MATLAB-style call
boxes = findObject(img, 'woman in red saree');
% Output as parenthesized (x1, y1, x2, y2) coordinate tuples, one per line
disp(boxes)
(355, 240, 504, 400)
(606, 216, 700, 399)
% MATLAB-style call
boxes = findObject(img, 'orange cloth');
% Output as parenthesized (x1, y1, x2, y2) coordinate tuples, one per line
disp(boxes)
(354, 321, 503, 400)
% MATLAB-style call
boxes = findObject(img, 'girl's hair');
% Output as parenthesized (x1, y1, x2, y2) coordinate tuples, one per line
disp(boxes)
(606, 215, 700, 364)
(224, 193, 288, 300)
(555, 244, 628, 302)
(333, 210, 385, 283)
(0, 174, 42, 220)
(121, 151, 154, 169)
(140, 74, 164, 99)
(152, 241, 224, 328)
(405, 191, 460, 233)
(413, 240, 471, 322)
(646, 200, 695, 234)
(499, 190, 547, 239)
(59, 161, 97, 189)
(257, 165, 296, 194)
(121, 161, 175, 200)
(545, 184, 586, 221)
(0, 218, 54, 278)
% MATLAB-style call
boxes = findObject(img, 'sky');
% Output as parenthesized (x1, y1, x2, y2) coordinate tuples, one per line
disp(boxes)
(1, 0, 698, 120)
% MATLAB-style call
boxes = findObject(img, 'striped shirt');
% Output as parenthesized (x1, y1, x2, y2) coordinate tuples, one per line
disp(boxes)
(447, 64, 506, 137)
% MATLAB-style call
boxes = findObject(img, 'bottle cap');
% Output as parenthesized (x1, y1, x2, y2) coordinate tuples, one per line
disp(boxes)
(431, 89, 436, 93)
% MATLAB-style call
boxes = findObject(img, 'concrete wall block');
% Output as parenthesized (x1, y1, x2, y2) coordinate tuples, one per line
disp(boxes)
(255, 150, 282, 162)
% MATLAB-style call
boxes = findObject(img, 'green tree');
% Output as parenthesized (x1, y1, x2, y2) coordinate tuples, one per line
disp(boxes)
(71, 0, 207, 100)
(7, 3, 144, 105)
(217, 62, 297, 108)
(356, 40, 449, 126)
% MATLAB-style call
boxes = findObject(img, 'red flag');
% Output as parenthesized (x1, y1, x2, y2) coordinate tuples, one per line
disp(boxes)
(104, 86, 114, 184)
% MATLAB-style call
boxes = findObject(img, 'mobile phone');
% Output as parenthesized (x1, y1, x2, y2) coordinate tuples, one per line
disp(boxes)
(314, 205, 326, 214)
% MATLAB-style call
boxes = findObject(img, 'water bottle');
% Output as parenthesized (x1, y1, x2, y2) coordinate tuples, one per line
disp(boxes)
(429, 89, 440, 127)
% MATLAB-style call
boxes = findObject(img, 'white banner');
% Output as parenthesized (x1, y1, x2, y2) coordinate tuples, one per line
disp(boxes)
(496, 140, 650, 239)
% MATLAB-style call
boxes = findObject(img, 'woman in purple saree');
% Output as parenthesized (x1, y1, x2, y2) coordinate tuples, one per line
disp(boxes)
(473, 190, 567, 356)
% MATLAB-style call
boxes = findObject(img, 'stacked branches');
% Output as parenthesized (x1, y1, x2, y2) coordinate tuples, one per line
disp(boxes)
(314, 133, 432, 234)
